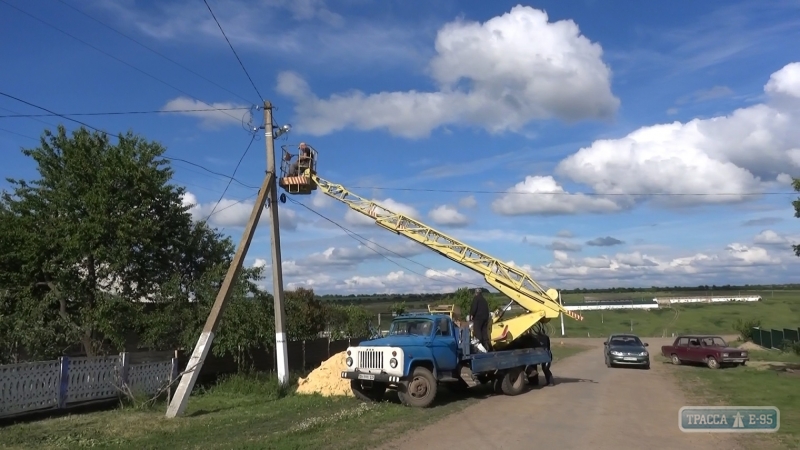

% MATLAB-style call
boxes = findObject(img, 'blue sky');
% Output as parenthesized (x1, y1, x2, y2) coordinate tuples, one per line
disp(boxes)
(2, 0, 800, 294)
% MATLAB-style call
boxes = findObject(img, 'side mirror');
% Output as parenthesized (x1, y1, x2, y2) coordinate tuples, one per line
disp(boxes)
(644, 343, 649, 347)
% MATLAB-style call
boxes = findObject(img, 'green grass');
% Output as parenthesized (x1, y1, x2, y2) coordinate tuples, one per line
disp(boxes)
(0, 345, 589, 450)
(666, 356, 800, 450)
(553, 290, 800, 338)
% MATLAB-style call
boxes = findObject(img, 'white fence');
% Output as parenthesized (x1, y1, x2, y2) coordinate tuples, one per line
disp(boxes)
(564, 303, 660, 311)
(0, 353, 178, 419)
(654, 295, 762, 305)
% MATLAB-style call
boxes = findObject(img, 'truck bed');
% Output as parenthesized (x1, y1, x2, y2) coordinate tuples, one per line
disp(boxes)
(466, 347, 551, 374)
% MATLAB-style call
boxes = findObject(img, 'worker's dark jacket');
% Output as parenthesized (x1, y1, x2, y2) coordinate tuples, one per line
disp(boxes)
(470, 294, 489, 320)
(538, 333, 552, 356)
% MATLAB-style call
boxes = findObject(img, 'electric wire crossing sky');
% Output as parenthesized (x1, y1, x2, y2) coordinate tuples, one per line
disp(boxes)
(679, 406, 780, 433)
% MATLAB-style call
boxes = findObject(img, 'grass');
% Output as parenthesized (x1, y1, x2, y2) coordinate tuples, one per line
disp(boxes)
(0, 345, 589, 450)
(665, 355, 800, 450)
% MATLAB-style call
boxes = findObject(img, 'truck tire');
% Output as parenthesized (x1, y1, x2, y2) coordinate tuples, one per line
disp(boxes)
(398, 367, 437, 408)
(706, 357, 720, 369)
(350, 380, 386, 402)
(500, 367, 526, 396)
(671, 354, 681, 365)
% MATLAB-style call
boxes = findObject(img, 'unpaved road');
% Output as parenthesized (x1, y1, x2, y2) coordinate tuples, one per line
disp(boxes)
(380, 337, 757, 450)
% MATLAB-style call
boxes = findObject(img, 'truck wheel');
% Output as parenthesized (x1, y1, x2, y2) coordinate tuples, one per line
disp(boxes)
(398, 367, 437, 408)
(671, 354, 681, 365)
(706, 357, 720, 369)
(350, 380, 386, 402)
(500, 367, 526, 396)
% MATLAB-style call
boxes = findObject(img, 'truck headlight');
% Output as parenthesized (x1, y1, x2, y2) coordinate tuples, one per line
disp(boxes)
(389, 358, 398, 368)
(346, 357, 353, 367)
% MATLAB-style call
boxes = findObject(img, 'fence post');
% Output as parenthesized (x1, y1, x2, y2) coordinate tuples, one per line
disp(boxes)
(119, 352, 130, 390)
(168, 357, 179, 401)
(57, 356, 69, 409)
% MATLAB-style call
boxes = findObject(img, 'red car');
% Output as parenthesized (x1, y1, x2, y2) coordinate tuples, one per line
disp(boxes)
(661, 335, 748, 369)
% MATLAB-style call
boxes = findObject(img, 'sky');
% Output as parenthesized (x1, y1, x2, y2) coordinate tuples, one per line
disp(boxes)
(1, 0, 800, 295)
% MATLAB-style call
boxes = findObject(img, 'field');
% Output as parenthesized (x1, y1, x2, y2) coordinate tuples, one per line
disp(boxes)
(666, 345, 800, 449)
(0, 345, 591, 450)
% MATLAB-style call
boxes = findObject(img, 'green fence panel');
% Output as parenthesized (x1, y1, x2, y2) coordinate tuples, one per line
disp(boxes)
(761, 330, 772, 349)
(771, 329, 784, 349)
(751, 328, 762, 346)
(784, 328, 799, 343)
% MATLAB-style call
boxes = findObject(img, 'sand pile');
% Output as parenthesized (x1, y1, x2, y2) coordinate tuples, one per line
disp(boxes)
(296, 351, 354, 397)
(738, 341, 766, 351)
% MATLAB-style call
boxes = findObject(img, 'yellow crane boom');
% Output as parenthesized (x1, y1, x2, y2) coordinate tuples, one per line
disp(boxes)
(306, 174, 583, 349)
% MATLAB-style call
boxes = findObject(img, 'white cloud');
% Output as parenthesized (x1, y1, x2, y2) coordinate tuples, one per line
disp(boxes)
(343, 198, 420, 227)
(277, 5, 618, 138)
(459, 195, 477, 209)
(545, 240, 582, 252)
(428, 205, 469, 227)
(549, 61, 800, 209)
(753, 229, 799, 247)
(161, 97, 249, 128)
(311, 190, 334, 208)
(253, 258, 268, 268)
(491, 175, 622, 215)
(182, 191, 301, 230)
(303, 241, 423, 267)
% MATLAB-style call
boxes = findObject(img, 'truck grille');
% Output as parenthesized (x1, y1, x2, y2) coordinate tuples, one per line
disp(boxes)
(358, 349, 384, 369)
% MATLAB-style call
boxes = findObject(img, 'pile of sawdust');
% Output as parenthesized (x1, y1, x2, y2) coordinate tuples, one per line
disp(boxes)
(738, 341, 766, 351)
(295, 351, 353, 397)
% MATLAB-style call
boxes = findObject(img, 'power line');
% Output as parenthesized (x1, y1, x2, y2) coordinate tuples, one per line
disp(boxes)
(0, 128, 37, 141)
(204, 134, 257, 221)
(286, 196, 481, 288)
(0, 90, 261, 190)
(348, 186, 797, 197)
(206, 192, 258, 218)
(0, 0, 245, 123)
(53, 0, 254, 104)
(0, 107, 250, 118)
(203, 0, 263, 101)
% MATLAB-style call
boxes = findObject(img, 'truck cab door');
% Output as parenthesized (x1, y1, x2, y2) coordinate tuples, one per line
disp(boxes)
(431, 317, 458, 373)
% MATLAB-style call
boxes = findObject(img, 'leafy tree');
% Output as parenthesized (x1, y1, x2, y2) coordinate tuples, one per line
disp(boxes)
(389, 301, 407, 315)
(793, 177, 800, 257)
(0, 125, 234, 358)
(327, 304, 372, 339)
(285, 287, 327, 341)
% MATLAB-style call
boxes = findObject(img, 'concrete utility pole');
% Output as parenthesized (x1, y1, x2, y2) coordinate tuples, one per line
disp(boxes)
(264, 101, 289, 384)
(559, 291, 565, 337)
(166, 100, 289, 418)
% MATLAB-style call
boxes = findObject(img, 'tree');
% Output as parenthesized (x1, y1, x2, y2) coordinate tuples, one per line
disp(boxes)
(285, 287, 327, 341)
(793, 177, 800, 257)
(0, 125, 235, 359)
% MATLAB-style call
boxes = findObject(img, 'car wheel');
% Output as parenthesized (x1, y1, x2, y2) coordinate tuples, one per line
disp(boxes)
(671, 354, 681, 365)
(706, 357, 720, 370)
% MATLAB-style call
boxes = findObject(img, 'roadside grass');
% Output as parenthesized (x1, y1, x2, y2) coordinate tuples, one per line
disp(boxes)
(664, 355, 800, 450)
(0, 345, 589, 450)
(552, 290, 799, 338)
(729, 342, 800, 364)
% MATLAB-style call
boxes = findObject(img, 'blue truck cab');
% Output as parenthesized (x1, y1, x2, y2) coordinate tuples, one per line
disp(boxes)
(340, 312, 552, 407)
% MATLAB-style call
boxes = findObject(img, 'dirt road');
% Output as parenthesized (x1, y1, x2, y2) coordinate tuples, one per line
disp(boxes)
(379, 337, 750, 450)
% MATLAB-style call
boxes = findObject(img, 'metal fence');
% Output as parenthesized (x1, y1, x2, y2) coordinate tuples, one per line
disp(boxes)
(751, 326, 800, 349)
(0, 353, 177, 419)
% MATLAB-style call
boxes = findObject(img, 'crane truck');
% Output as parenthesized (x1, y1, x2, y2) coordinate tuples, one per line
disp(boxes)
(278, 145, 584, 407)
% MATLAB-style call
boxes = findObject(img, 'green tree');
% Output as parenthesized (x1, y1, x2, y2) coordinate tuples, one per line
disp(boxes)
(327, 304, 372, 339)
(285, 287, 327, 341)
(793, 177, 800, 257)
(0, 125, 234, 359)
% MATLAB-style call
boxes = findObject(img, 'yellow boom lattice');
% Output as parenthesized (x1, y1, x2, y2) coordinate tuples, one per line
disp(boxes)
(310, 175, 583, 349)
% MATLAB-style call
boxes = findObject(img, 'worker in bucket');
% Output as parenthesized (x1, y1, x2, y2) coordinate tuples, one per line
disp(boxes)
(535, 325, 555, 386)
(468, 288, 492, 351)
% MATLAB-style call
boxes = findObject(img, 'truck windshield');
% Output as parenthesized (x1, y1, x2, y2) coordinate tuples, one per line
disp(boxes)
(388, 319, 433, 336)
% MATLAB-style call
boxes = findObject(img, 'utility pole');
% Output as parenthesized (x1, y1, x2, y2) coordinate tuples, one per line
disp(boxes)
(559, 291, 565, 337)
(264, 101, 289, 384)
(166, 100, 290, 418)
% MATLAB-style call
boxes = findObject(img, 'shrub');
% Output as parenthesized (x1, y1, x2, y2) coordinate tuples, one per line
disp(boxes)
(732, 318, 761, 342)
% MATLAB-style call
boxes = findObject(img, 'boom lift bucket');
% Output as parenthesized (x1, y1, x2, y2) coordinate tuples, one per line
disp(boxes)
(279, 144, 318, 195)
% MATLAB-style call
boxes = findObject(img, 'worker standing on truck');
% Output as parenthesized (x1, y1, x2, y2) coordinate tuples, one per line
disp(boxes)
(469, 288, 492, 351)
(536, 327, 555, 386)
